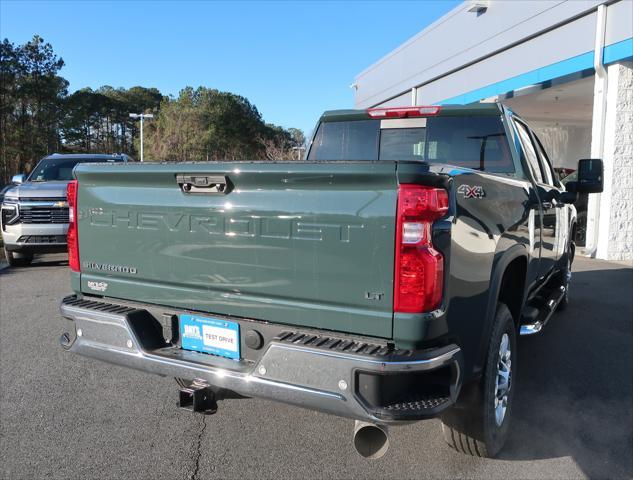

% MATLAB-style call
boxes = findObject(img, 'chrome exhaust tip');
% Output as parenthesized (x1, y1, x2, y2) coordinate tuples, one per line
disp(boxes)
(353, 420, 389, 459)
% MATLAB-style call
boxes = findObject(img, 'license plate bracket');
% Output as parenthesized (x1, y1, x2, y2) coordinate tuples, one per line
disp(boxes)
(179, 314, 240, 360)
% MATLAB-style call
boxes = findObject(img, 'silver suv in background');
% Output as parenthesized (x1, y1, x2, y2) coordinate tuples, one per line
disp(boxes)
(1, 154, 132, 266)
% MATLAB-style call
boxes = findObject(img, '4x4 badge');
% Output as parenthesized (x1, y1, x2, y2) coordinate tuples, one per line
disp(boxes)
(458, 184, 485, 199)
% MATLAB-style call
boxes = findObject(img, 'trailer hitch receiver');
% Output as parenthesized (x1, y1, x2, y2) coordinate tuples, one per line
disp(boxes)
(179, 382, 218, 415)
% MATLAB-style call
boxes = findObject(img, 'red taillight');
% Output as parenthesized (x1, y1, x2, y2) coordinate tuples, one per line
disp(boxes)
(67, 180, 80, 272)
(367, 106, 441, 118)
(394, 184, 448, 313)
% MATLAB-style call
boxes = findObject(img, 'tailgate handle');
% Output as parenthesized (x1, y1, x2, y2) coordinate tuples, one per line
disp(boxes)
(176, 174, 230, 194)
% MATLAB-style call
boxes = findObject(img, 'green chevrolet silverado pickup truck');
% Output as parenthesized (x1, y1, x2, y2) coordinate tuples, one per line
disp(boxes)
(59, 103, 603, 458)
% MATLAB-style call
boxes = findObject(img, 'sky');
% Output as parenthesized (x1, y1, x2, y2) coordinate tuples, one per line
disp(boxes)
(0, 0, 460, 135)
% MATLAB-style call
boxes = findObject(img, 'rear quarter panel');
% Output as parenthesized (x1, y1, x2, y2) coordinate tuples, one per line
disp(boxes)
(396, 163, 536, 378)
(448, 170, 535, 376)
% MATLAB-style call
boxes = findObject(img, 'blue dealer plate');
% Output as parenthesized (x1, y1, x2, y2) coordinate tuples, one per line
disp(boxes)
(180, 314, 240, 360)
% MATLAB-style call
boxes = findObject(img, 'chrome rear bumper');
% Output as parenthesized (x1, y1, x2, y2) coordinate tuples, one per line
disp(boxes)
(60, 296, 462, 424)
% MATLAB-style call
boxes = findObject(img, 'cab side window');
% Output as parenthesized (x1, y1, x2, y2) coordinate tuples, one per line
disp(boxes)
(514, 120, 543, 183)
(532, 133, 560, 187)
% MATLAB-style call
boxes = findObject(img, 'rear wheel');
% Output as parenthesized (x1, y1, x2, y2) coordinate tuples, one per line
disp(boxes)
(440, 303, 517, 457)
(4, 248, 33, 267)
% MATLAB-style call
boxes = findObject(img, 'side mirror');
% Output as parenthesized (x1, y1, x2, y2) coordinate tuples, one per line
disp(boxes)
(566, 159, 603, 194)
(11, 173, 26, 184)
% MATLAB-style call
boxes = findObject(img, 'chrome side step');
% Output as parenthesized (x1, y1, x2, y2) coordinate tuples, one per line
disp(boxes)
(520, 285, 566, 336)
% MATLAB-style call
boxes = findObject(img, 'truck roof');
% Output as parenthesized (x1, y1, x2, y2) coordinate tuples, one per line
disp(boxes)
(42, 153, 133, 161)
(320, 103, 503, 123)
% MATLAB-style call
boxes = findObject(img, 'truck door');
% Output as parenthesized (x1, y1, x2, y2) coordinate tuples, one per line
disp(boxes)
(513, 119, 557, 278)
(532, 132, 568, 263)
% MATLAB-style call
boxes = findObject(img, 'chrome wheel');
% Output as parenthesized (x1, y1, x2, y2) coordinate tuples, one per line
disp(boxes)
(494, 333, 511, 426)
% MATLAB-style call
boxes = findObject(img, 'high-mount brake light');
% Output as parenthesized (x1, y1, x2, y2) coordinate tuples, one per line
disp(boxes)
(367, 106, 441, 118)
(394, 184, 448, 313)
(67, 180, 80, 272)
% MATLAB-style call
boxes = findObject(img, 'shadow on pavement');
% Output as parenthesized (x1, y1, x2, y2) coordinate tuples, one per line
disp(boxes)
(31, 258, 69, 268)
(500, 264, 633, 478)
(0, 254, 68, 274)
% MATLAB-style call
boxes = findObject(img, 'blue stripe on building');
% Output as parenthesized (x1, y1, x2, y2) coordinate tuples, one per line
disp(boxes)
(440, 38, 633, 105)
(603, 37, 633, 65)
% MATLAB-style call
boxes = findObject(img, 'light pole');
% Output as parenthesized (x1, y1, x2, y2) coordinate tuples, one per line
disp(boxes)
(129, 113, 154, 162)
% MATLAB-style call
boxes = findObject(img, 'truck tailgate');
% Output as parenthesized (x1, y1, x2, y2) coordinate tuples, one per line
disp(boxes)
(74, 162, 397, 338)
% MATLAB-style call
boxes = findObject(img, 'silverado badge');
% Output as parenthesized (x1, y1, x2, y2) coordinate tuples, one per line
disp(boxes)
(82, 261, 138, 274)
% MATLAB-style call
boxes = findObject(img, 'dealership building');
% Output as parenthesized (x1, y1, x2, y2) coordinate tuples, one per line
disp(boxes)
(353, 0, 632, 261)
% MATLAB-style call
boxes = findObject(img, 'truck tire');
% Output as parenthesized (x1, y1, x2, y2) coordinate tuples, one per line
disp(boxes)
(4, 248, 33, 267)
(440, 303, 516, 457)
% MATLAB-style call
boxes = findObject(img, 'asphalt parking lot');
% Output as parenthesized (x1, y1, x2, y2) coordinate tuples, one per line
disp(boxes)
(0, 254, 631, 479)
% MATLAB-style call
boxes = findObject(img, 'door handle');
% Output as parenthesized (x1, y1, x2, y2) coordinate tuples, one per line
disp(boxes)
(176, 174, 230, 194)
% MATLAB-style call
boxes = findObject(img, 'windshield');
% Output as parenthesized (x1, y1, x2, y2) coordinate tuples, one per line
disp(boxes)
(28, 158, 118, 182)
(308, 115, 515, 173)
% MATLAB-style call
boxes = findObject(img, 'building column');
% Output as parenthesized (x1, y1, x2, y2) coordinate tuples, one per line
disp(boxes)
(594, 61, 633, 261)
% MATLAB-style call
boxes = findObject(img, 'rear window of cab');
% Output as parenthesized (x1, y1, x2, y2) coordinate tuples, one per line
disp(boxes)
(307, 116, 515, 174)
